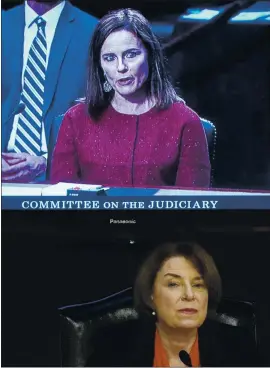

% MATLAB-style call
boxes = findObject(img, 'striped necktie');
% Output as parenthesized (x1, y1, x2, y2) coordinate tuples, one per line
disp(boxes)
(14, 16, 47, 156)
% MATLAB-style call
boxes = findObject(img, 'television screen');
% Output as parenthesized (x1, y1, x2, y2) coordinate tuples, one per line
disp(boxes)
(2, 0, 270, 210)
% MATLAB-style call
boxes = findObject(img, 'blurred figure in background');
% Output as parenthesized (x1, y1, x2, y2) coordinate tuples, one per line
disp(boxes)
(51, 8, 211, 188)
(2, 0, 98, 182)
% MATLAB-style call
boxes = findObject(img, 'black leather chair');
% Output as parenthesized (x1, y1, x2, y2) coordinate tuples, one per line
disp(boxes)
(58, 287, 257, 367)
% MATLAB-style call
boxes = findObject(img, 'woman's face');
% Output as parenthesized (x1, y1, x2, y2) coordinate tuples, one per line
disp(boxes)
(152, 256, 208, 330)
(100, 29, 149, 97)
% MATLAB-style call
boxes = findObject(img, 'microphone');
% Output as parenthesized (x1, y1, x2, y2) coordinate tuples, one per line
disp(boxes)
(4, 102, 26, 124)
(179, 350, 192, 367)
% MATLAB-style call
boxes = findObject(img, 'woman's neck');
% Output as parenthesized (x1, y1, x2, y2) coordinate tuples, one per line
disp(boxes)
(27, 1, 62, 15)
(111, 91, 155, 115)
(157, 321, 197, 358)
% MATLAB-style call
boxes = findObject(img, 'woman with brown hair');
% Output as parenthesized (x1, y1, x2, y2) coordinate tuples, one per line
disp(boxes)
(87, 241, 259, 366)
(50, 9, 210, 187)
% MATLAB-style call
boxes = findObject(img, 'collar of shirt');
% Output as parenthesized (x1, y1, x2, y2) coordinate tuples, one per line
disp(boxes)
(25, 1, 66, 31)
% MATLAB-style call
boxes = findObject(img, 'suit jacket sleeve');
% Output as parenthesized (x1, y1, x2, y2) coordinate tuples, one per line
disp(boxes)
(175, 113, 211, 188)
(50, 111, 80, 183)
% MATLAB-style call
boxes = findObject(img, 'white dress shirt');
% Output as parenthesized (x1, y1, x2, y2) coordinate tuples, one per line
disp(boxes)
(7, 0, 66, 158)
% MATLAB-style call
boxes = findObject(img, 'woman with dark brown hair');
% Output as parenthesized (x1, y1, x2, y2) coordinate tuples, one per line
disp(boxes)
(50, 8, 210, 187)
(87, 241, 259, 367)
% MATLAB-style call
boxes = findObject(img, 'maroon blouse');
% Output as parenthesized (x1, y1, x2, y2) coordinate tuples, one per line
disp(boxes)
(50, 101, 211, 187)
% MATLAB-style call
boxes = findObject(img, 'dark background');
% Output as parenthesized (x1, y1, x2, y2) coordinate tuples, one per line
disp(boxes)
(2, 0, 270, 189)
(2, 210, 270, 366)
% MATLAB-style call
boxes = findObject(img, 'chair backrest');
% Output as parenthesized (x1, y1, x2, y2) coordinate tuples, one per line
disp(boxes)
(200, 118, 217, 186)
(58, 287, 257, 367)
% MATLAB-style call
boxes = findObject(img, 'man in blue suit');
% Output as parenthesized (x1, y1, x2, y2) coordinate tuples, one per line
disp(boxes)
(2, 0, 98, 182)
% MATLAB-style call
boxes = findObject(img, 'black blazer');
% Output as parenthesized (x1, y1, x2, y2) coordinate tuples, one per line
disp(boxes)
(86, 316, 259, 367)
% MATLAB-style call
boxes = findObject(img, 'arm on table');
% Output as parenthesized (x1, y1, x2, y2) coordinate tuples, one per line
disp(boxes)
(176, 116, 211, 188)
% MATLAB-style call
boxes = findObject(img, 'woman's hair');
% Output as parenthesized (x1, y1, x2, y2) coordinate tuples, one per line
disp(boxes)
(134, 241, 222, 317)
(85, 8, 181, 121)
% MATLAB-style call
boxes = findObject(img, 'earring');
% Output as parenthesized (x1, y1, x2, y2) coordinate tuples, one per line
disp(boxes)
(103, 72, 112, 92)
(152, 311, 156, 316)
(103, 80, 112, 92)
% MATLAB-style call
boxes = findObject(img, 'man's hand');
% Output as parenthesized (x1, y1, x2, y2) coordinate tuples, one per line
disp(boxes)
(2, 152, 47, 182)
